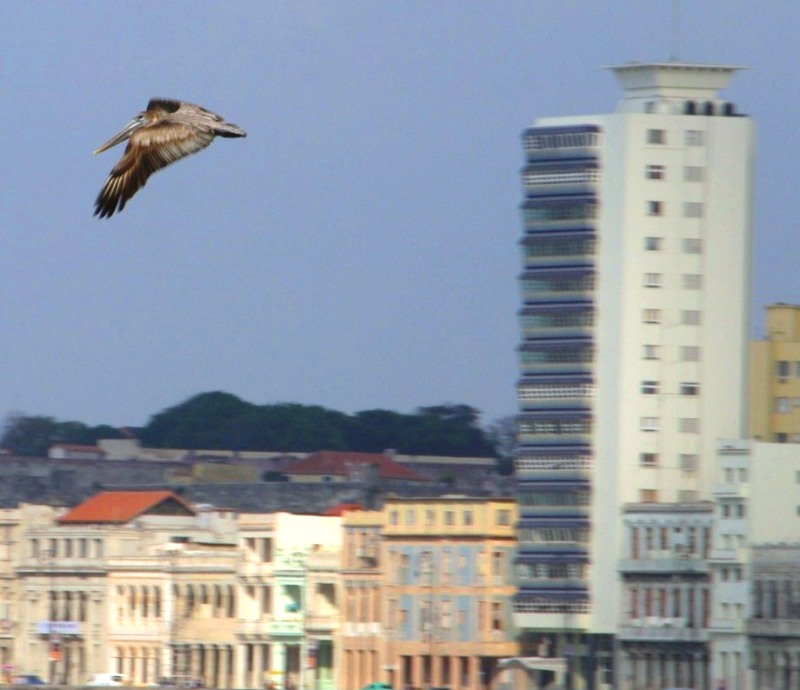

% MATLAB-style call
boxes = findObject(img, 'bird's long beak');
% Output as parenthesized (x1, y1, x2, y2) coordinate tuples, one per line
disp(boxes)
(93, 118, 143, 155)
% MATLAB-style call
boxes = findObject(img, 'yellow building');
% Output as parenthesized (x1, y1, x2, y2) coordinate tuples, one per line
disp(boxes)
(340, 497, 520, 690)
(749, 303, 800, 442)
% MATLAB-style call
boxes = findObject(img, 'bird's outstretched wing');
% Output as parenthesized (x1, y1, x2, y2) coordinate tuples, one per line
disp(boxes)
(94, 122, 214, 218)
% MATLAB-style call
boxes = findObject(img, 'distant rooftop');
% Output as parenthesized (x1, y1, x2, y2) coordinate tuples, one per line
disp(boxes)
(610, 61, 744, 100)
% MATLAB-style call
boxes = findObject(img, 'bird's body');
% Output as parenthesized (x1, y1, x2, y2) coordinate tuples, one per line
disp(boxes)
(93, 98, 246, 218)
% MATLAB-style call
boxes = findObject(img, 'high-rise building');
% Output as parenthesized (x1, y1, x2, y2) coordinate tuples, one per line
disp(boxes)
(513, 62, 754, 687)
(749, 302, 800, 443)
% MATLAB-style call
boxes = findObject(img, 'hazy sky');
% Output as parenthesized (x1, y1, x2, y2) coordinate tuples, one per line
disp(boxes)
(1, 2, 798, 430)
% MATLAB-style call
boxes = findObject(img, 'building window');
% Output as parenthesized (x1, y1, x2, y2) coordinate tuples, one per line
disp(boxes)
(640, 453, 659, 467)
(425, 509, 435, 526)
(777, 361, 790, 378)
(496, 509, 512, 526)
(682, 238, 703, 254)
(679, 418, 700, 433)
(647, 200, 664, 216)
(644, 236, 663, 251)
(681, 382, 700, 396)
(681, 346, 701, 362)
(389, 510, 399, 526)
(682, 273, 702, 289)
(644, 272, 663, 287)
(681, 310, 701, 325)
(686, 130, 705, 146)
(405, 509, 416, 526)
(643, 308, 661, 324)
(684, 166, 704, 182)
(640, 417, 659, 432)
(645, 164, 665, 179)
(643, 344, 660, 360)
(680, 454, 699, 472)
(445, 510, 455, 526)
(641, 380, 659, 395)
(683, 202, 704, 218)
(647, 129, 666, 144)
(775, 397, 791, 413)
(640, 489, 658, 503)
(463, 510, 473, 526)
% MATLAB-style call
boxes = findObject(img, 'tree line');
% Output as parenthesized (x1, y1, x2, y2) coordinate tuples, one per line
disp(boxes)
(1, 391, 515, 471)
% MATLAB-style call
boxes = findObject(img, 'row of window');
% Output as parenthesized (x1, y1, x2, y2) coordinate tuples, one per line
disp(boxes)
(639, 453, 698, 470)
(640, 417, 701, 433)
(629, 524, 711, 558)
(514, 598, 590, 614)
(386, 507, 511, 528)
(517, 527, 589, 544)
(773, 397, 800, 413)
(644, 236, 703, 253)
(30, 537, 103, 560)
(643, 344, 701, 361)
(522, 237, 596, 258)
(720, 502, 746, 519)
(775, 360, 800, 379)
(515, 456, 592, 472)
(641, 380, 699, 396)
(643, 308, 701, 325)
(627, 585, 711, 628)
(523, 131, 601, 151)
(518, 418, 592, 436)
(519, 347, 593, 365)
(518, 383, 593, 400)
(646, 128, 706, 146)
(517, 562, 587, 579)
(643, 272, 702, 289)
(521, 274, 595, 293)
(522, 169, 600, 186)
(517, 490, 591, 507)
(523, 201, 597, 223)
(645, 164, 705, 182)
(520, 310, 594, 329)
(646, 200, 704, 217)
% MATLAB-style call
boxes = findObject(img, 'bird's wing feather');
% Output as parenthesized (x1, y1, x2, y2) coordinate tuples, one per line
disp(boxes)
(94, 122, 214, 218)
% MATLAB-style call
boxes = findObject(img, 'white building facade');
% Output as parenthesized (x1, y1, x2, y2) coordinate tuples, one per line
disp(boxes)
(513, 62, 754, 688)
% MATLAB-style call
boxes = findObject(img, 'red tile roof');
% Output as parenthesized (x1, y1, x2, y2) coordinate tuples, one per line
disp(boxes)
(58, 491, 195, 524)
(322, 502, 364, 516)
(283, 450, 428, 482)
(51, 444, 106, 454)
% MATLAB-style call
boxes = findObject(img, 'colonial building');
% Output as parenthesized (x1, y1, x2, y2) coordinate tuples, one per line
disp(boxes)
(617, 502, 714, 690)
(381, 496, 519, 690)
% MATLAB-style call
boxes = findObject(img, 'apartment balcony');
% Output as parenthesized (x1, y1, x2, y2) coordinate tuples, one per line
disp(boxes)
(239, 560, 274, 582)
(713, 483, 749, 498)
(307, 551, 341, 571)
(236, 618, 273, 640)
(709, 548, 747, 563)
(618, 619, 708, 643)
(709, 618, 745, 633)
(305, 613, 339, 632)
(619, 554, 708, 574)
(747, 618, 800, 637)
(268, 614, 303, 637)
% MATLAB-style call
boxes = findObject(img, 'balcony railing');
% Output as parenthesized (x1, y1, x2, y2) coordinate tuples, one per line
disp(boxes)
(618, 620, 707, 642)
(747, 618, 800, 636)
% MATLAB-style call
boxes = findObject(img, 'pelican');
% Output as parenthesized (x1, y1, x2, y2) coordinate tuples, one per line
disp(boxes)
(93, 98, 246, 218)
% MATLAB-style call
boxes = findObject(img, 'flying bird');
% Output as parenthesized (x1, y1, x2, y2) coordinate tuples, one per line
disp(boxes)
(93, 98, 246, 218)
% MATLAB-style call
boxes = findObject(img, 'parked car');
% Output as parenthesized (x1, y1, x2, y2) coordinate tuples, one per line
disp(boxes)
(361, 684, 392, 690)
(87, 673, 125, 686)
(11, 676, 47, 686)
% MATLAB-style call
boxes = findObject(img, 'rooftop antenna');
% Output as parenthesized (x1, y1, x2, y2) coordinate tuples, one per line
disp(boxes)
(670, 0, 681, 61)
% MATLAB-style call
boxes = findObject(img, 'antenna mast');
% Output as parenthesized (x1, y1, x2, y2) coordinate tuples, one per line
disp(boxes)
(670, 0, 681, 61)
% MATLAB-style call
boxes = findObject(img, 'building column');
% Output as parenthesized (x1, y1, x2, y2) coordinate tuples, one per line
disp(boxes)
(272, 643, 286, 688)
(218, 645, 230, 689)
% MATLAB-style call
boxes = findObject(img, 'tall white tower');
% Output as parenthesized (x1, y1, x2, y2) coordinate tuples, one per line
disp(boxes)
(513, 62, 754, 686)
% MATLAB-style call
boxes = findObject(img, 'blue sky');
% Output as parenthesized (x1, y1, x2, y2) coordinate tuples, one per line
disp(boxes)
(1, 2, 798, 430)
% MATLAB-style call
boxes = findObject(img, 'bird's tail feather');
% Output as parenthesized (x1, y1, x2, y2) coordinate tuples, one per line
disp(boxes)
(216, 122, 247, 138)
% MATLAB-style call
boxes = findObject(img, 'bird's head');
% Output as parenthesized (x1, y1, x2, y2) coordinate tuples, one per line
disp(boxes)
(93, 111, 150, 155)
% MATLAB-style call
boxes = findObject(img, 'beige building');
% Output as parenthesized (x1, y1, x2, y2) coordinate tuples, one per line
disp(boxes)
(749, 303, 800, 442)
(340, 497, 520, 690)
